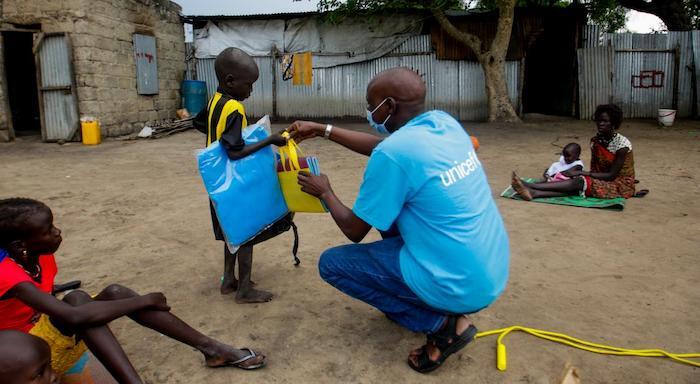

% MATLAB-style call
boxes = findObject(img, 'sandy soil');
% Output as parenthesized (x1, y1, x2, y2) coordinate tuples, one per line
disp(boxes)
(1, 117, 699, 384)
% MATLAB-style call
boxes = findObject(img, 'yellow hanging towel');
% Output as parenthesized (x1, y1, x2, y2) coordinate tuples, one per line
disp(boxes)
(292, 52, 313, 86)
(277, 135, 327, 213)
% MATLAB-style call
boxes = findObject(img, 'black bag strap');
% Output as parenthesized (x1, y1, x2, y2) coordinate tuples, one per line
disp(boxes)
(245, 213, 300, 266)
(291, 220, 300, 266)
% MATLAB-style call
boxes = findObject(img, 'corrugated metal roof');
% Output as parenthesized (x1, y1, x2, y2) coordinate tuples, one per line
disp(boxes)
(179, 0, 319, 18)
(184, 12, 317, 19)
(183, 11, 318, 21)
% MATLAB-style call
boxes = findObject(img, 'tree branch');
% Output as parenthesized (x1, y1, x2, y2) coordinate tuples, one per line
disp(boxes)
(617, 0, 691, 31)
(490, 0, 516, 58)
(431, 7, 484, 57)
(617, 0, 656, 13)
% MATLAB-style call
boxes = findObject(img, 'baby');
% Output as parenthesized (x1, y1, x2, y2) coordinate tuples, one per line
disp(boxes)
(543, 143, 584, 182)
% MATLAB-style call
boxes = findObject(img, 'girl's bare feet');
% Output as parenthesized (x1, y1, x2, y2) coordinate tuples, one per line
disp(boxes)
(203, 343, 266, 369)
(511, 172, 533, 201)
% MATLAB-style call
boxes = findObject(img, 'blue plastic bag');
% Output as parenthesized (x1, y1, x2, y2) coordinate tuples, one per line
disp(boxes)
(197, 119, 288, 252)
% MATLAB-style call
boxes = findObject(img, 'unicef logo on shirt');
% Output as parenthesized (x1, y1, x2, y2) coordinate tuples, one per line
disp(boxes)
(440, 151, 482, 187)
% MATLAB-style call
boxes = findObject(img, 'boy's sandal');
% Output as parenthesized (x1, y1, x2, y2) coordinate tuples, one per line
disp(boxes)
(634, 189, 649, 198)
(210, 348, 266, 370)
(408, 317, 478, 374)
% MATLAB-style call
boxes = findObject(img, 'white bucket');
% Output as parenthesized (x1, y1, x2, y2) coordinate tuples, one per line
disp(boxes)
(658, 109, 676, 127)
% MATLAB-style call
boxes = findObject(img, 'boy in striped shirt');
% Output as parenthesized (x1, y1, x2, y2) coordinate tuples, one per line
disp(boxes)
(194, 48, 287, 303)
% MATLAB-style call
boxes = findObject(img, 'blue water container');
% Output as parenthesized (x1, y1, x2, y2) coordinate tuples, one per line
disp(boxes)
(182, 80, 208, 115)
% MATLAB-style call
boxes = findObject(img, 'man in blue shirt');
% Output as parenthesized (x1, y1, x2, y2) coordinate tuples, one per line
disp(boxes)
(289, 67, 509, 373)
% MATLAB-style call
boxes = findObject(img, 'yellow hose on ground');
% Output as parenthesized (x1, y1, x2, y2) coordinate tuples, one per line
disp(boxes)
(475, 326, 700, 371)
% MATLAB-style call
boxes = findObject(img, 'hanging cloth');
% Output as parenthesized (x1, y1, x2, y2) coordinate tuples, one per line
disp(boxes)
(281, 53, 294, 81)
(292, 52, 313, 86)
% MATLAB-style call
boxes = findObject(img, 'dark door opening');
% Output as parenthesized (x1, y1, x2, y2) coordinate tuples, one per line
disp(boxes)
(2, 31, 41, 136)
(521, 15, 578, 117)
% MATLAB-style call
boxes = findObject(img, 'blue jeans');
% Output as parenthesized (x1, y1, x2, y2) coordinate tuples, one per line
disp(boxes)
(318, 236, 446, 334)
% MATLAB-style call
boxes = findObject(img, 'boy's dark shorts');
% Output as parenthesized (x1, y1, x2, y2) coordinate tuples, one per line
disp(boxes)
(209, 200, 226, 241)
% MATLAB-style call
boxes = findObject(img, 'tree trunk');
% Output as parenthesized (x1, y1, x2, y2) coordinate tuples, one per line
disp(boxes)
(431, 2, 520, 122)
(618, 0, 692, 31)
(481, 54, 520, 122)
(482, 0, 519, 122)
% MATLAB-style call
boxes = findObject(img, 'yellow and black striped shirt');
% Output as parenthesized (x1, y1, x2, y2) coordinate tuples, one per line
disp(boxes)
(194, 87, 248, 149)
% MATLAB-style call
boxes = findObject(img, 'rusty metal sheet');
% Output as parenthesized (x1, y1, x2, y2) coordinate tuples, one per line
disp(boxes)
(133, 34, 158, 95)
(36, 34, 79, 141)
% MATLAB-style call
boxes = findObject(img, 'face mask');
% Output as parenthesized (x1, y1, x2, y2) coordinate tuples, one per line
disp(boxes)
(366, 98, 391, 135)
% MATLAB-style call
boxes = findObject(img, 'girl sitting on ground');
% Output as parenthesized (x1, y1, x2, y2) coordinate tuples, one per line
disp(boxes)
(0, 198, 266, 384)
(541, 142, 584, 182)
(512, 104, 635, 200)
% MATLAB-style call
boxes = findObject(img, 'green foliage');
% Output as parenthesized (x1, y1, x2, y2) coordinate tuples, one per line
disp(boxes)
(317, 0, 465, 22)
(316, 0, 698, 30)
(586, 0, 627, 32)
(687, 0, 700, 29)
(476, 0, 698, 31)
(476, 0, 569, 9)
(584, 0, 698, 32)
(318, 0, 465, 13)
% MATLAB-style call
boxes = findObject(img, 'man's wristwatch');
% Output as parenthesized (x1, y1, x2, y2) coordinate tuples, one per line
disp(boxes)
(324, 124, 333, 139)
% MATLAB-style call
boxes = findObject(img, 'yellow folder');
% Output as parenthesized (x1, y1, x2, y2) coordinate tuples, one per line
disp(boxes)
(277, 137, 327, 213)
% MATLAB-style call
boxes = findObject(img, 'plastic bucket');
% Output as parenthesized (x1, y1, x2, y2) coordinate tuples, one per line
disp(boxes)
(658, 109, 676, 127)
(80, 119, 101, 145)
(182, 80, 208, 116)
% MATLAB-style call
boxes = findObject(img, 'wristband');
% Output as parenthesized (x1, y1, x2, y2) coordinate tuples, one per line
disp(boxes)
(324, 124, 333, 139)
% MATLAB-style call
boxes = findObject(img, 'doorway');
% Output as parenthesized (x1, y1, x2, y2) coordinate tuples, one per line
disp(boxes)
(521, 14, 578, 117)
(2, 30, 41, 136)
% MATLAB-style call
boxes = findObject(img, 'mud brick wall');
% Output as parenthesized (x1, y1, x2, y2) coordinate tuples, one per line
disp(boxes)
(0, 0, 185, 139)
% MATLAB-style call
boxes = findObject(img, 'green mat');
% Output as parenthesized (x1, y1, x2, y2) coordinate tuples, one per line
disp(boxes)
(501, 178, 625, 211)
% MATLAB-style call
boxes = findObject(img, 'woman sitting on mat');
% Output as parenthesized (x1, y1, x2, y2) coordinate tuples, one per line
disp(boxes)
(512, 104, 635, 200)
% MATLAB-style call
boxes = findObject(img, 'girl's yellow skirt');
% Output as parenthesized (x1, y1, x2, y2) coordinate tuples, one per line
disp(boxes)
(29, 315, 87, 375)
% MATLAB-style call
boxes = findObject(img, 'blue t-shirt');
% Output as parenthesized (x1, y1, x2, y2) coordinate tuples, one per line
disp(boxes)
(353, 110, 509, 313)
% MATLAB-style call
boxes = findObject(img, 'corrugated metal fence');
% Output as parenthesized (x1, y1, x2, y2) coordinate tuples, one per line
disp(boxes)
(579, 26, 699, 119)
(194, 35, 520, 121)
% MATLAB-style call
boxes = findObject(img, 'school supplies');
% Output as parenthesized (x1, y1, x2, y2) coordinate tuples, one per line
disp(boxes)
(277, 135, 328, 213)
(197, 118, 288, 252)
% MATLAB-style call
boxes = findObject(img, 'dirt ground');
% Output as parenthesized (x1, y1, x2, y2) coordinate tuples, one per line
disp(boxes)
(1, 117, 699, 384)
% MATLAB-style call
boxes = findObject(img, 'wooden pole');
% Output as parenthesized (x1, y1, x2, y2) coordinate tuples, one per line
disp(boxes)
(271, 45, 278, 120)
(672, 46, 680, 111)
